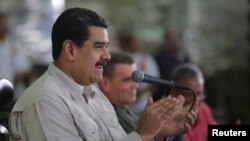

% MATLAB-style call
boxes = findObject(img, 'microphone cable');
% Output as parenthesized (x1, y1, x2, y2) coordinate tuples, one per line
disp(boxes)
(172, 83, 196, 112)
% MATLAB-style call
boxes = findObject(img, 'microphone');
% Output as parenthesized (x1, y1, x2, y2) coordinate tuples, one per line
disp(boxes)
(0, 78, 14, 108)
(131, 71, 196, 112)
(131, 70, 189, 89)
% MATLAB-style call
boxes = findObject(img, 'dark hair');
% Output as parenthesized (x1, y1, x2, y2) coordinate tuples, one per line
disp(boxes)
(103, 52, 134, 78)
(171, 63, 203, 83)
(51, 7, 108, 60)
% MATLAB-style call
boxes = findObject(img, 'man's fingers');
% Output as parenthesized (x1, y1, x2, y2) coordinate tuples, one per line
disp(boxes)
(186, 110, 197, 126)
(147, 96, 171, 111)
(177, 95, 185, 104)
(160, 97, 181, 120)
(183, 122, 191, 133)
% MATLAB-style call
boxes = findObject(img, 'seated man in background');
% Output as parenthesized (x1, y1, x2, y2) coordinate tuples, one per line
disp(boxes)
(99, 52, 198, 141)
(171, 63, 217, 141)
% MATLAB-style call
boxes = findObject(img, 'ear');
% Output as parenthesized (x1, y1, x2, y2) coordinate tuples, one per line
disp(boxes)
(62, 40, 75, 61)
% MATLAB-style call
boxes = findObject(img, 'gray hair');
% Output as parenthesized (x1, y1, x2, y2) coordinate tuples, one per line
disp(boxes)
(171, 63, 204, 85)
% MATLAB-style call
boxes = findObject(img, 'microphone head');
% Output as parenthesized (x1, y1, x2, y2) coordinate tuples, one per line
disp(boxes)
(131, 70, 144, 83)
(0, 78, 14, 108)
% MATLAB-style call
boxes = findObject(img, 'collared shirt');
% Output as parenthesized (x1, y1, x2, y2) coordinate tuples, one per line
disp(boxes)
(9, 63, 142, 141)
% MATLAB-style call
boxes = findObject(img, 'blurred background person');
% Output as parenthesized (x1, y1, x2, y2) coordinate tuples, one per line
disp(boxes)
(0, 12, 18, 141)
(0, 12, 15, 85)
(155, 29, 190, 81)
(0, 11, 32, 113)
(2, 0, 65, 99)
(115, 31, 160, 115)
(171, 63, 217, 141)
(154, 29, 190, 101)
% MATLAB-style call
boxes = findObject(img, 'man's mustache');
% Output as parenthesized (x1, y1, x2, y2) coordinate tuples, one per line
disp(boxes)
(95, 60, 107, 67)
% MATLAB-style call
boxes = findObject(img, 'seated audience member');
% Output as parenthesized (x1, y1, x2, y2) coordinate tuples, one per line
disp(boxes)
(171, 63, 217, 141)
(99, 52, 198, 141)
(9, 7, 197, 141)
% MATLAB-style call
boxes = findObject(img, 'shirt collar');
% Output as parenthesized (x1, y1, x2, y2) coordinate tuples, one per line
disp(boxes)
(79, 85, 95, 103)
